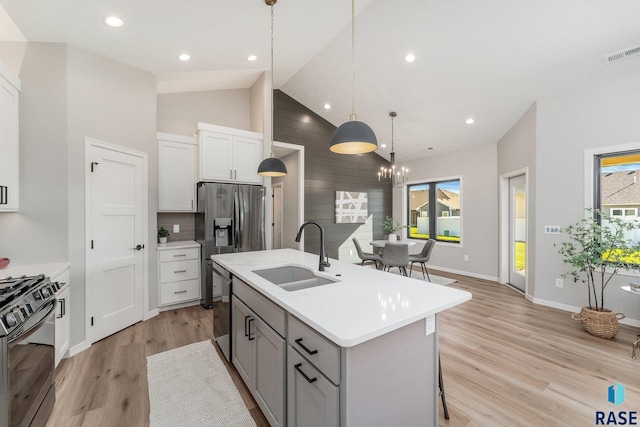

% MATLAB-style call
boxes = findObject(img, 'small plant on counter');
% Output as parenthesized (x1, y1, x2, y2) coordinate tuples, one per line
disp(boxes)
(158, 226, 170, 243)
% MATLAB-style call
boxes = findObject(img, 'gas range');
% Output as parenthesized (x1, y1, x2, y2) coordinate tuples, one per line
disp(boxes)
(0, 274, 62, 337)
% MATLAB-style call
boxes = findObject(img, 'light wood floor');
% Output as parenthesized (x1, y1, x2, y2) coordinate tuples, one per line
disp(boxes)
(46, 271, 640, 427)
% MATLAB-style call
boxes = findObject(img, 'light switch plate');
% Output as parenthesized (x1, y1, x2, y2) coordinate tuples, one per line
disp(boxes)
(173, 224, 180, 233)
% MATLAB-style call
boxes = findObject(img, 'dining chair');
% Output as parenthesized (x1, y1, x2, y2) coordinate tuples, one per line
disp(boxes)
(409, 239, 435, 281)
(353, 238, 381, 269)
(380, 243, 409, 276)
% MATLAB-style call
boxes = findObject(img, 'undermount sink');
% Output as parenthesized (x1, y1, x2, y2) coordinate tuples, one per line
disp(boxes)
(252, 265, 338, 291)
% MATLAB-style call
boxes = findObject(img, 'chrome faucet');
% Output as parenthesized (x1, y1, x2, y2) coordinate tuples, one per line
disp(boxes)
(295, 221, 330, 271)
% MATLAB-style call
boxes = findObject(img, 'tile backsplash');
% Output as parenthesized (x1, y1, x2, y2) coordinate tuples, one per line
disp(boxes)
(157, 213, 196, 242)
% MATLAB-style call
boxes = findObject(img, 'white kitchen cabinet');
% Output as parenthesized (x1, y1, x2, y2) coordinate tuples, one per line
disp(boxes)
(157, 132, 196, 212)
(55, 285, 71, 367)
(232, 280, 286, 427)
(157, 242, 201, 309)
(0, 61, 20, 212)
(198, 122, 262, 184)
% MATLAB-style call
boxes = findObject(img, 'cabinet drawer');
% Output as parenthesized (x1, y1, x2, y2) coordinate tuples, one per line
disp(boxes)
(288, 316, 340, 385)
(233, 278, 285, 337)
(159, 247, 200, 262)
(160, 279, 200, 305)
(160, 259, 199, 283)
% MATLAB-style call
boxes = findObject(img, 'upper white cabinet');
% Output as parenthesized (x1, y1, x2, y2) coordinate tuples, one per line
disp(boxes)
(0, 61, 20, 212)
(197, 122, 262, 184)
(157, 132, 197, 212)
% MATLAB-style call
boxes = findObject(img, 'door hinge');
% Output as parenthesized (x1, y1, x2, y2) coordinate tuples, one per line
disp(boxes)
(91, 240, 94, 249)
(91, 317, 94, 326)
(91, 162, 99, 172)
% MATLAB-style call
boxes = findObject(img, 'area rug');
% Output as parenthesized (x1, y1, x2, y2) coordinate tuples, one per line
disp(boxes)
(147, 340, 256, 427)
(365, 264, 457, 285)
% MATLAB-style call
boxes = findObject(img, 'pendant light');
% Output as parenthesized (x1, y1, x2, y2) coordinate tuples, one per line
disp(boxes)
(378, 112, 408, 187)
(257, 0, 288, 177)
(329, 0, 377, 154)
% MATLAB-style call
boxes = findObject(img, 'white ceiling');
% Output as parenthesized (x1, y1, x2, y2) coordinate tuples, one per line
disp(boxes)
(1, 0, 640, 162)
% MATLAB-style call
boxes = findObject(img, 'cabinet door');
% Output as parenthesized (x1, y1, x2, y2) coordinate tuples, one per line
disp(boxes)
(288, 346, 339, 427)
(55, 286, 71, 367)
(200, 131, 233, 181)
(254, 316, 286, 427)
(232, 297, 254, 386)
(0, 73, 19, 212)
(158, 139, 196, 212)
(232, 136, 262, 184)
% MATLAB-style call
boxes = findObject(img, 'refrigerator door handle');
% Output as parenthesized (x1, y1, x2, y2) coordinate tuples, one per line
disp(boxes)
(234, 191, 240, 250)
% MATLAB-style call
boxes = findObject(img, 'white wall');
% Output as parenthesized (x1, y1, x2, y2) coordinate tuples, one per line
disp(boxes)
(395, 143, 499, 279)
(157, 88, 250, 136)
(497, 103, 537, 294)
(534, 68, 640, 322)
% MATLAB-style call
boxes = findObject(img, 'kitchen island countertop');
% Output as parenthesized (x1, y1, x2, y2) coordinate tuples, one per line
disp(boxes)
(212, 248, 471, 347)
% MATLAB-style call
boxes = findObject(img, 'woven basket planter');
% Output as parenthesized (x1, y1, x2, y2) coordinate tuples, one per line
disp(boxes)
(571, 306, 626, 339)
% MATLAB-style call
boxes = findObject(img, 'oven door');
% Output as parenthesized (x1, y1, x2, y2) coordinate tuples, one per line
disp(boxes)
(4, 299, 57, 427)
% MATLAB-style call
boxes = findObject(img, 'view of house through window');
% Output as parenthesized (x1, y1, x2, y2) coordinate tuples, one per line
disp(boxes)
(596, 151, 640, 253)
(407, 179, 461, 243)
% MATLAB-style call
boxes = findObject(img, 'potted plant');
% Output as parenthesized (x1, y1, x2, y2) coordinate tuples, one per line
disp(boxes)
(383, 216, 405, 242)
(556, 208, 640, 338)
(158, 226, 170, 244)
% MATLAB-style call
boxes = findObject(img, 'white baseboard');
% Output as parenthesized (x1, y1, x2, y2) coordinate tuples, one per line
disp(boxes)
(531, 296, 640, 328)
(429, 264, 498, 282)
(68, 341, 91, 358)
(145, 308, 160, 320)
(158, 300, 201, 312)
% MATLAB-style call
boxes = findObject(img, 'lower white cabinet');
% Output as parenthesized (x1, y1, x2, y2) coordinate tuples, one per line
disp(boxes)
(157, 242, 201, 308)
(232, 289, 285, 427)
(54, 285, 70, 367)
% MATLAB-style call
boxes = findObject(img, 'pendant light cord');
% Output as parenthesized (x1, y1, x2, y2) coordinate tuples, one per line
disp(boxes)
(270, 2, 275, 157)
(351, 0, 356, 119)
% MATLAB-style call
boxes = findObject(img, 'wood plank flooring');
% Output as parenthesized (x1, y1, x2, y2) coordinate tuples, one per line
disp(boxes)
(46, 271, 640, 427)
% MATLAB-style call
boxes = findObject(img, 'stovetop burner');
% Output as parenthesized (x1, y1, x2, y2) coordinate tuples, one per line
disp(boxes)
(0, 274, 61, 337)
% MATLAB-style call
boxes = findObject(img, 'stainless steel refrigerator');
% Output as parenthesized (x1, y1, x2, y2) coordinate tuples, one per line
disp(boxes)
(196, 182, 265, 308)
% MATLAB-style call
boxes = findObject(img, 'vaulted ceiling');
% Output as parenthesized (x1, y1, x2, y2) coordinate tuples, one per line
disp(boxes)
(2, 0, 639, 162)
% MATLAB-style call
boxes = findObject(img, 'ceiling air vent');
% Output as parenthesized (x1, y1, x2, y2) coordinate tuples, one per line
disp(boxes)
(604, 45, 640, 64)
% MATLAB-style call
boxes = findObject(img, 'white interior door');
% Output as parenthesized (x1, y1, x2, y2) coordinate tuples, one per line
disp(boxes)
(87, 142, 146, 343)
(508, 174, 526, 292)
(272, 184, 283, 249)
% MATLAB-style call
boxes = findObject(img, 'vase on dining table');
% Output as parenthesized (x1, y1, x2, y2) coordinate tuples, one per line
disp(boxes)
(388, 234, 397, 243)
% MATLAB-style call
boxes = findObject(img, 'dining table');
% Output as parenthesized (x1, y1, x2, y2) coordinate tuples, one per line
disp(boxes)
(369, 239, 416, 254)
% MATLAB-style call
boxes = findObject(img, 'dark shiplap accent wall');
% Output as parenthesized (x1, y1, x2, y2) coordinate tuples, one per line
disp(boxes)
(274, 90, 392, 258)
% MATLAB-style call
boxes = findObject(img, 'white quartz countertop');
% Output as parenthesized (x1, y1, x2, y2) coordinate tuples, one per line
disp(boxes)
(1, 262, 70, 280)
(156, 240, 201, 250)
(211, 249, 471, 347)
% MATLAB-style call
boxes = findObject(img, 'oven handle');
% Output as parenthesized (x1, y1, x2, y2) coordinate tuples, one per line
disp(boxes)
(7, 299, 57, 344)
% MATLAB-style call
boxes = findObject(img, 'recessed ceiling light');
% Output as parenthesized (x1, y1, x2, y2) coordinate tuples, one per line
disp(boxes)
(323, 103, 331, 110)
(404, 53, 416, 63)
(247, 55, 257, 62)
(178, 54, 191, 61)
(381, 144, 387, 148)
(104, 16, 124, 27)
(465, 118, 475, 125)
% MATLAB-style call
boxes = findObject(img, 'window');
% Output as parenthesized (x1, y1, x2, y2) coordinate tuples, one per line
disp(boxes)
(407, 178, 461, 243)
(594, 150, 640, 251)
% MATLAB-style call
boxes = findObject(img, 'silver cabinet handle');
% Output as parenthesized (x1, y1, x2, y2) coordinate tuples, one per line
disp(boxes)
(173, 254, 187, 257)
(174, 290, 187, 294)
(229, 169, 233, 179)
(174, 269, 187, 273)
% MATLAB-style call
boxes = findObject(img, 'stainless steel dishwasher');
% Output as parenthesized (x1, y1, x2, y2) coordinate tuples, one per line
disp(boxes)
(209, 260, 232, 361)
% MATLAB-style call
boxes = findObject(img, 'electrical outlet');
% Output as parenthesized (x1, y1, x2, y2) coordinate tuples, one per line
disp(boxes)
(556, 278, 563, 288)
(464, 255, 469, 261)
(173, 224, 180, 233)
(425, 315, 435, 336)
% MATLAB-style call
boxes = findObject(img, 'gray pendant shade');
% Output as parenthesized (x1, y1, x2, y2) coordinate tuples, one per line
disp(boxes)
(257, 156, 287, 177)
(329, 120, 378, 154)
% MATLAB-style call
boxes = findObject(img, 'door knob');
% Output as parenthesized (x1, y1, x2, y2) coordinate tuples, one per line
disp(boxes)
(132, 244, 145, 250)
